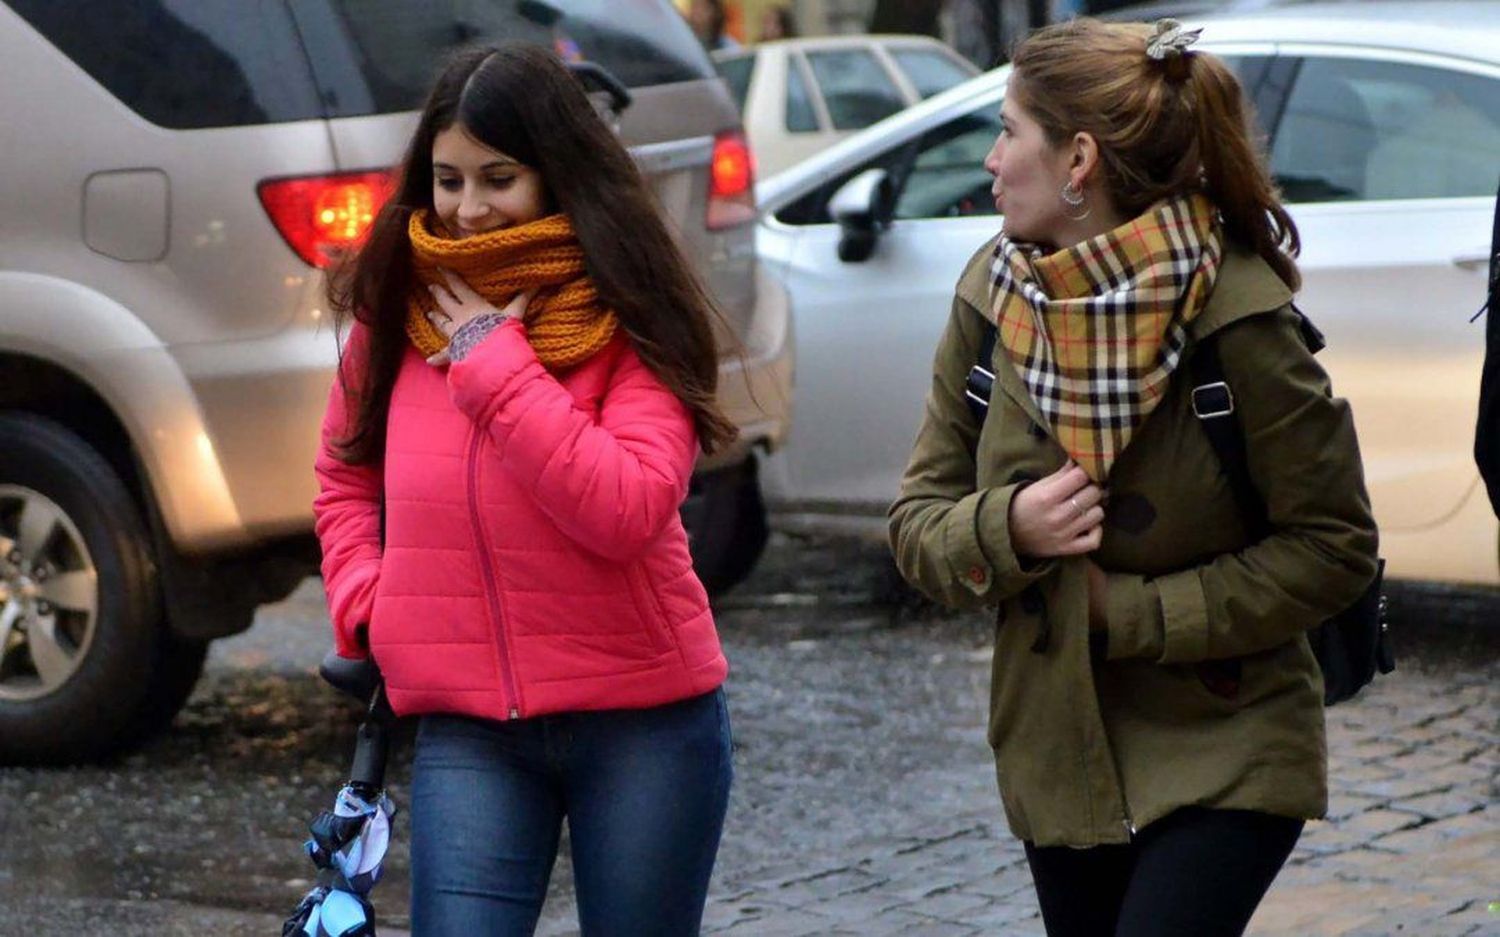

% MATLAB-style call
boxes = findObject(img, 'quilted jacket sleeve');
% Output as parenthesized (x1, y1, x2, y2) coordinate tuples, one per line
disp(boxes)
(312, 323, 385, 659)
(447, 320, 698, 561)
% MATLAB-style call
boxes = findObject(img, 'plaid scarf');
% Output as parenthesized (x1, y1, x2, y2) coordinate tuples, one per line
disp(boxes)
(989, 193, 1224, 482)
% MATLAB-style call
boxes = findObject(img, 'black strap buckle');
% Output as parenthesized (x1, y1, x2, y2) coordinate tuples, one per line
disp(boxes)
(1192, 381, 1234, 420)
(965, 364, 995, 414)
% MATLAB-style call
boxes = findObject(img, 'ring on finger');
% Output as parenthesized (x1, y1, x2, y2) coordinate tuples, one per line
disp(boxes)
(1070, 496, 1083, 518)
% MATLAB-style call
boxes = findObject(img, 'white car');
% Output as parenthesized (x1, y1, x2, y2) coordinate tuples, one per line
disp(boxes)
(757, 1, 1500, 585)
(714, 35, 977, 177)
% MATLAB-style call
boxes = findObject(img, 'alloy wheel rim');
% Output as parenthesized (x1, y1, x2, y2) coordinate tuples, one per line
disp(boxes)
(0, 485, 98, 701)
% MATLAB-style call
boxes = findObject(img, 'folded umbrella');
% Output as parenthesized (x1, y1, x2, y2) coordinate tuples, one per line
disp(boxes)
(284, 655, 396, 937)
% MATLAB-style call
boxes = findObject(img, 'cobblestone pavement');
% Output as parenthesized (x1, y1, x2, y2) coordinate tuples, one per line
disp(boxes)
(0, 531, 1495, 936)
(535, 532, 1500, 937)
(682, 632, 1497, 937)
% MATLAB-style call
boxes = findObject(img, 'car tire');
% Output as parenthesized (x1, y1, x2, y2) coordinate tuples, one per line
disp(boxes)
(0, 413, 166, 764)
(128, 629, 209, 743)
(684, 457, 770, 596)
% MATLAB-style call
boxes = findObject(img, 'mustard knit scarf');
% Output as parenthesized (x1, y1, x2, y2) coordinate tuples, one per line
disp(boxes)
(405, 211, 618, 370)
(990, 192, 1224, 482)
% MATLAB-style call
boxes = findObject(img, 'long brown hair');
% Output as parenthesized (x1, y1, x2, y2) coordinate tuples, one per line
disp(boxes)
(328, 42, 737, 464)
(1009, 18, 1301, 289)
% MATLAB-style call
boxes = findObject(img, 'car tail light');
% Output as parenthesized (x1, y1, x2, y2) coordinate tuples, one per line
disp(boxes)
(706, 130, 756, 230)
(258, 171, 393, 268)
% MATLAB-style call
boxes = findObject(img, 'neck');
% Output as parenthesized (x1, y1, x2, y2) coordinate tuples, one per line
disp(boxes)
(1046, 205, 1130, 253)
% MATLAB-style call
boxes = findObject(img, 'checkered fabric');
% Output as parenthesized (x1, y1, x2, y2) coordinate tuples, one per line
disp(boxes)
(989, 192, 1224, 482)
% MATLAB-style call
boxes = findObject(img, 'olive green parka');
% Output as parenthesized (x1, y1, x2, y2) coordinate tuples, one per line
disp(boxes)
(889, 238, 1380, 848)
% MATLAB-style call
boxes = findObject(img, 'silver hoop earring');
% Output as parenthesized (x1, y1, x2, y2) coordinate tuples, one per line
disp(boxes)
(1060, 181, 1092, 221)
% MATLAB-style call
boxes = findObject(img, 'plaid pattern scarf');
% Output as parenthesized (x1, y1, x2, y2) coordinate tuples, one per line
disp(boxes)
(990, 192, 1224, 482)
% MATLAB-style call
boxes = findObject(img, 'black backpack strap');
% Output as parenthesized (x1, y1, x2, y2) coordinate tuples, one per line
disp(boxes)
(1188, 333, 1272, 541)
(965, 320, 999, 423)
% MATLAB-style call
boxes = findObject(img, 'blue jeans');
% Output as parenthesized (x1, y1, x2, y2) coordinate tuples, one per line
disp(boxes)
(409, 689, 733, 936)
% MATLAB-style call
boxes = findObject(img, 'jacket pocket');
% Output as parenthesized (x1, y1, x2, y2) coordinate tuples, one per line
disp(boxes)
(1195, 658, 1243, 701)
(625, 564, 674, 655)
(1164, 659, 1243, 715)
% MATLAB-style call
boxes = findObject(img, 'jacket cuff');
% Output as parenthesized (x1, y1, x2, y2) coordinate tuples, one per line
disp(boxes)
(328, 560, 379, 658)
(1104, 572, 1164, 660)
(948, 484, 1054, 598)
(448, 318, 540, 424)
(1157, 569, 1210, 663)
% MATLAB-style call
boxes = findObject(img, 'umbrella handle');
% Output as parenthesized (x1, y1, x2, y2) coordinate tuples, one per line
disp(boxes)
(349, 718, 388, 793)
(320, 650, 382, 702)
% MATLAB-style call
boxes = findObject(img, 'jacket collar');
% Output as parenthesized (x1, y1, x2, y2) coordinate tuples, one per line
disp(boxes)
(1187, 242, 1294, 340)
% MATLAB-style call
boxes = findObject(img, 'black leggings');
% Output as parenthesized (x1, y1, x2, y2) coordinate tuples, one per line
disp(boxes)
(1024, 807, 1304, 937)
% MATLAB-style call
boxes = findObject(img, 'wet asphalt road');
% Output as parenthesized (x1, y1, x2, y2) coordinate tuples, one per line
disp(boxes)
(0, 529, 1494, 936)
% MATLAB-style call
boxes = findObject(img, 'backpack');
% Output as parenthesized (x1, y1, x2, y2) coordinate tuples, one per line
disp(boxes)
(964, 311, 1393, 705)
(1188, 312, 1393, 705)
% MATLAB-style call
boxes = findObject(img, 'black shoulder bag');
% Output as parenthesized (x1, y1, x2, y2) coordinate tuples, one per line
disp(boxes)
(1189, 315, 1393, 705)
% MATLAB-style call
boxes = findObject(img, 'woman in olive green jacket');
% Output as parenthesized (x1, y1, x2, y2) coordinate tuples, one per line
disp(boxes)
(888, 19, 1379, 937)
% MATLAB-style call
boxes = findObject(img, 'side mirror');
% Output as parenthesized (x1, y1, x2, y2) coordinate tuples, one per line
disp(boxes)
(829, 168, 893, 263)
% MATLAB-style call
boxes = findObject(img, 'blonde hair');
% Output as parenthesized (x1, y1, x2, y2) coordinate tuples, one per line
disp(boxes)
(1010, 18, 1300, 290)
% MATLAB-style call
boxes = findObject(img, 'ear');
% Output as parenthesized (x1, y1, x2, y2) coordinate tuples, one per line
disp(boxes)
(1068, 131, 1102, 190)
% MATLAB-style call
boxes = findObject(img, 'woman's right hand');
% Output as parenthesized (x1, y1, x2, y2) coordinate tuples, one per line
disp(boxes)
(1008, 462, 1106, 558)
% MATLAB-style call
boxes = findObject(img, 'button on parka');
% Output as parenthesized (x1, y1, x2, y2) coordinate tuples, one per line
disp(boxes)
(889, 238, 1380, 848)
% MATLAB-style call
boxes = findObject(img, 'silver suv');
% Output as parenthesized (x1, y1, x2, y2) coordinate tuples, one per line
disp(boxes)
(0, 0, 792, 763)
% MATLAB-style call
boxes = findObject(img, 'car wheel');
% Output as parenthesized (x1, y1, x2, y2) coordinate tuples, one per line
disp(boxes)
(0, 413, 165, 764)
(129, 629, 209, 742)
(684, 457, 770, 596)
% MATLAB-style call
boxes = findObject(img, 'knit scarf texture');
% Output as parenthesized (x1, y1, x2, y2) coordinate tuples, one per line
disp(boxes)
(405, 211, 618, 370)
(989, 192, 1224, 482)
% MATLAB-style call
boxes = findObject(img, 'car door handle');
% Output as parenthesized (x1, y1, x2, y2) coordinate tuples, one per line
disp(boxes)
(1452, 250, 1493, 271)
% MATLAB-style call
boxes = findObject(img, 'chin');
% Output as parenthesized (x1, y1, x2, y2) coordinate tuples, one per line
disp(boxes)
(1000, 217, 1032, 241)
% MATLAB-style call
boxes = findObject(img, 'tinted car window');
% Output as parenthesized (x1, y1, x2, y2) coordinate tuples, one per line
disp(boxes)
(6, 0, 321, 129)
(716, 54, 754, 113)
(805, 49, 905, 131)
(1272, 56, 1500, 202)
(785, 55, 819, 132)
(888, 48, 972, 99)
(291, 0, 716, 116)
(895, 105, 1000, 219)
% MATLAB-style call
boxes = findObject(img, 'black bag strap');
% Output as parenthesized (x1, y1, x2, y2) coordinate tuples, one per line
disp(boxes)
(1188, 333, 1272, 541)
(966, 321, 999, 422)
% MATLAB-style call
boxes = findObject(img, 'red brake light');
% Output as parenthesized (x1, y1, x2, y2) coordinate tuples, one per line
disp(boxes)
(258, 171, 393, 268)
(707, 131, 757, 230)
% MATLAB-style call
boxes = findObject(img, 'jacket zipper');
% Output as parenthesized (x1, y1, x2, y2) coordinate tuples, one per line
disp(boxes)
(467, 426, 521, 719)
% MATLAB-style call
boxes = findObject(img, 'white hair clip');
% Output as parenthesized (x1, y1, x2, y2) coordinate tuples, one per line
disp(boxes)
(1145, 18, 1202, 61)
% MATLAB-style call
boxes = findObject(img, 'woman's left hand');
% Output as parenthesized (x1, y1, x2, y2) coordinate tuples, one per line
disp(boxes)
(1085, 560, 1108, 633)
(424, 269, 534, 366)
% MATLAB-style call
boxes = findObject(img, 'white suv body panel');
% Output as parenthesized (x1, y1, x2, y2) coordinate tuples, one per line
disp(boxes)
(756, 6, 1500, 584)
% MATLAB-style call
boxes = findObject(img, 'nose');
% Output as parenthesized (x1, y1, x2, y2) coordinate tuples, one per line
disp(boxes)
(984, 135, 1002, 177)
(457, 186, 489, 224)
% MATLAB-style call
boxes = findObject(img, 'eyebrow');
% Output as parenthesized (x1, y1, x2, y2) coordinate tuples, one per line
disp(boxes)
(432, 159, 519, 171)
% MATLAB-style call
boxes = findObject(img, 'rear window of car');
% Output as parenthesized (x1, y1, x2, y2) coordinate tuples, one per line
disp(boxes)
(716, 54, 755, 114)
(888, 48, 973, 99)
(290, 0, 717, 116)
(6, 0, 323, 129)
(805, 48, 906, 131)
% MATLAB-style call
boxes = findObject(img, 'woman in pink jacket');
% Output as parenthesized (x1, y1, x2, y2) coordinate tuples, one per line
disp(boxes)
(313, 43, 735, 936)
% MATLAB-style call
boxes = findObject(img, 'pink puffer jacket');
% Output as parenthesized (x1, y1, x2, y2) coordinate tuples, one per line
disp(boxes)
(313, 319, 727, 721)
